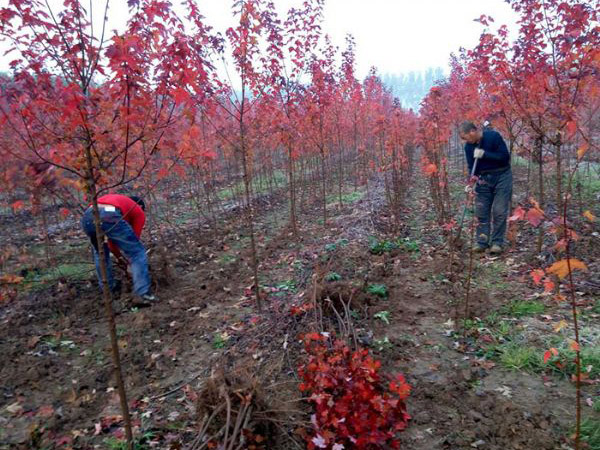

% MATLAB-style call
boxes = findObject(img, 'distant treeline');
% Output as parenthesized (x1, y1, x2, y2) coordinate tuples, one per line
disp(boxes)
(382, 67, 446, 111)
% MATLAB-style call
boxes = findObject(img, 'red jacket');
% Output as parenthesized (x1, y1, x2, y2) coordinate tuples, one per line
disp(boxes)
(97, 194, 145, 256)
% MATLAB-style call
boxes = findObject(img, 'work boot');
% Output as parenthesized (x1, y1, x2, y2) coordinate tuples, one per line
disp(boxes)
(472, 244, 487, 253)
(489, 244, 503, 255)
(111, 279, 122, 297)
(131, 292, 158, 307)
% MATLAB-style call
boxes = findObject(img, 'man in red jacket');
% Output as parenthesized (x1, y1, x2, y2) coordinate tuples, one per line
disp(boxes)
(81, 194, 156, 305)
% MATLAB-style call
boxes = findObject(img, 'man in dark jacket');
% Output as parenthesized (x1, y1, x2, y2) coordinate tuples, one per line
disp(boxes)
(81, 194, 156, 305)
(459, 121, 512, 254)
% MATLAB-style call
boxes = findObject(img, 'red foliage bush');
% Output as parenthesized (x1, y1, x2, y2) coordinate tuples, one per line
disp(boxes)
(298, 333, 411, 449)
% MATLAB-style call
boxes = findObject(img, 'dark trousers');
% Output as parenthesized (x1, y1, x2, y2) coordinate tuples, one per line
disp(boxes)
(474, 168, 512, 247)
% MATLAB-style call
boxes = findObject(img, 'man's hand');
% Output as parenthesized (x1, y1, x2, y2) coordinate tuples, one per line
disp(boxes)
(464, 185, 473, 194)
(474, 148, 485, 159)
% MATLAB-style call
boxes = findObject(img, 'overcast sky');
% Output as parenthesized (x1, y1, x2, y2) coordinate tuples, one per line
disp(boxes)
(200, 0, 520, 77)
(323, 0, 519, 76)
(0, 0, 520, 78)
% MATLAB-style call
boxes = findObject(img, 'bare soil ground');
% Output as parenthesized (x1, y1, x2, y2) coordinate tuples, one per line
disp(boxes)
(1, 173, 599, 449)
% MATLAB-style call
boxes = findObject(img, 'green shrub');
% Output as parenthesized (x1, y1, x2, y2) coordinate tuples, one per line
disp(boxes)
(367, 283, 388, 298)
(325, 272, 342, 282)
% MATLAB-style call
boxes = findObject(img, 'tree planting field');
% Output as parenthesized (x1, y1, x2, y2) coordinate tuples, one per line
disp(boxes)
(0, 1, 598, 449)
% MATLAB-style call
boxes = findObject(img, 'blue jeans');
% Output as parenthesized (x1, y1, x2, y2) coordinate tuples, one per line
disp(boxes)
(474, 168, 512, 247)
(81, 207, 151, 296)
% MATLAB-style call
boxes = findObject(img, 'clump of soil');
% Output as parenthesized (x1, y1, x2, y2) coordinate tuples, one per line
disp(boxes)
(316, 280, 372, 313)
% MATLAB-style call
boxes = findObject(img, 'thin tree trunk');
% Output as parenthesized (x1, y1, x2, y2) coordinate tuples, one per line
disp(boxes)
(240, 124, 261, 311)
(353, 115, 358, 191)
(555, 134, 562, 212)
(84, 144, 133, 450)
(537, 135, 544, 254)
(526, 153, 531, 199)
(287, 142, 298, 237)
(39, 202, 52, 267)
(320, 147, 327, 226)
(337, 125, 343, 208)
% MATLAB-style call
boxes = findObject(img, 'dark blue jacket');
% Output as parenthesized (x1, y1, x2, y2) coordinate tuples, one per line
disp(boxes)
(464, 130, 510, 175)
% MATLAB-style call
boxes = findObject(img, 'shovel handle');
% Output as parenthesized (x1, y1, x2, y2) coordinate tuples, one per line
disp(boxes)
(470, 153, 481, 178)
(454, 151, 483, 245)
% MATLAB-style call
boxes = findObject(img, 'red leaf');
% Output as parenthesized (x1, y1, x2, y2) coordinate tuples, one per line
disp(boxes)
(543, 347, 558, 364)
(526, 207, 544, 227)
(173, 87, 189, 104)
(508, 206, 525, 222)
(543, 278, 555, 292)
(569, 340, 580, 352)
(11, 200, 25, 213)
(157, 167, 169, 180)
(442, 219, 456, 231)
(37, 404, 55, 418)
(423, 163, 437, 175)
(530, 269, 545, 285)
(203, 150, 217, 160)
(54, 435, 72, 446)
(554, 239, 567, 252)
(566, 120, 577, 138)
(304, 332, 324, 342)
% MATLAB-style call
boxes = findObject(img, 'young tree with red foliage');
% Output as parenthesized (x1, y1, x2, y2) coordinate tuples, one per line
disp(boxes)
(0, 1, 217, 446)
(420, 1, 598, 446)
(271, 0, 323, 237)
(303, 37, 338, 226)
(418, 86, 454, 226)
(204, 0, 292, 311)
